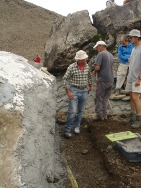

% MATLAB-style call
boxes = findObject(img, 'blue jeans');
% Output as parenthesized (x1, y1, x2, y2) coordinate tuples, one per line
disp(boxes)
(64, 87, 88, 132)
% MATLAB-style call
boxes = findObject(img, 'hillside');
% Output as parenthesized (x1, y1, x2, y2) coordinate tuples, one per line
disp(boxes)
(0, 0, 64, 62)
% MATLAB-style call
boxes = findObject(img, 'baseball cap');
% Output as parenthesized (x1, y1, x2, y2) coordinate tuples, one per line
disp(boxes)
(93, 41, 107, 49)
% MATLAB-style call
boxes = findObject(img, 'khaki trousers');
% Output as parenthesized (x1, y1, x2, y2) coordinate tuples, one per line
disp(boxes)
(115, 63, 129, 89)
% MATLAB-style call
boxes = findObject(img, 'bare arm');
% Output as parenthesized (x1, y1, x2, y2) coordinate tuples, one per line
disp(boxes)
(66, 88, 74, 100)
(93, 65, 100, 76)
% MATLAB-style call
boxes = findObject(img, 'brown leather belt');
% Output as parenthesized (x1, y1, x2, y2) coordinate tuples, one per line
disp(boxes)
(72, 85, 87, 90)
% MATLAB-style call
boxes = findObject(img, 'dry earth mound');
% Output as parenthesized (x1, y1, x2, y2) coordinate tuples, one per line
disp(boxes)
(0, 0, 63, 62)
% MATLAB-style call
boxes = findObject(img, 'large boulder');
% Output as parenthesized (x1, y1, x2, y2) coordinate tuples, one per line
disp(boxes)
(0, 52, 61, 187)
(44, 10, 97, 74)
(92, 0, 141, 34)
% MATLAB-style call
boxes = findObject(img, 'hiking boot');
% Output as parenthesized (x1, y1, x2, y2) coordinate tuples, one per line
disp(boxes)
(64, 131, 72, 138)
(123, 112, 136, 124)
(74, 127, 80, 134)
(114, 88, 120, 96)
(131, 115, 141, 129)
(130, 112, 136, 123)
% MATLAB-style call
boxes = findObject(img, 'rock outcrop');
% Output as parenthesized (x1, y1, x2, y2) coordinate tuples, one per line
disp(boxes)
(44, 0, 141, 74)
(92, 0, 141, 34)
(44, 10, 97, 73)
(0, 52, 64, 187)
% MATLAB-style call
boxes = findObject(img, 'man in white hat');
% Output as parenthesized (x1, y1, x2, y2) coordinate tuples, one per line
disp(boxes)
(93, 41, 114, 120)
(126, 29, 141, 128)
(63, 50, 92, 138)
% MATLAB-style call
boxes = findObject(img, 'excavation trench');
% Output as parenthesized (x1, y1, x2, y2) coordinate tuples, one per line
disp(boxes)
(56, 74, 141, 188)
(57, 117, 141, 188)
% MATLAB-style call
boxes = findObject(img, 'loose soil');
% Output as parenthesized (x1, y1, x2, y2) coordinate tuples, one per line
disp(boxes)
(59, 116, 141, 188)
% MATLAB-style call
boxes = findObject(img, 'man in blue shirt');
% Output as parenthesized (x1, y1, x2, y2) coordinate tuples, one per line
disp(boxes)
(115, 35, 134, 95)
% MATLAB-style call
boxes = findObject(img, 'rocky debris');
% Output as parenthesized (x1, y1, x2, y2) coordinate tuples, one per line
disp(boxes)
(110, 89, 130, 101)
(110, 94, 126, 100)
(44, 10, 97, 73)
(120, 89, 130, 94)
(56, 75, 131, 126)
(82, 149, 89, 155)
(92, 0, 141, 35)
(122, 96, 130, 101)
(0, 51, 66, 188)
(56, 111, 67, 125)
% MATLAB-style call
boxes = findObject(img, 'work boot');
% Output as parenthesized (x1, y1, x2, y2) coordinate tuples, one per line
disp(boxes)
(64, 131, 72, 138)
(122, 112, 136, 124)
(131, 115, 141, 129)
(130, 112, 136, 123)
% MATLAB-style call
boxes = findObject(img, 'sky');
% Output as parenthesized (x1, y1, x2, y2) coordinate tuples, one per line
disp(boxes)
(25, 0, 124, 17)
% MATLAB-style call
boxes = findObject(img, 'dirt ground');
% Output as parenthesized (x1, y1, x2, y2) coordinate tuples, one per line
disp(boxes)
(0, 0, 61, 62)
(59, 116, 141, 188)
(0, 108, 23, 188)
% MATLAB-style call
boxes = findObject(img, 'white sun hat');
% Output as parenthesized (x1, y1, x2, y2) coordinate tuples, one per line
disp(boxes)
(128, 29, 141, 38)
(74, 50, 88, 60)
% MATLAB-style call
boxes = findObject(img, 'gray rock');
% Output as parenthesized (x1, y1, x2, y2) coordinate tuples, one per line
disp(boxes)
(44, 10, 97, 73)
(82, 149, 89, 155)
(0, 52, 64, 188)
(110, 94, 126, 100)
(92, 0, 141, 34)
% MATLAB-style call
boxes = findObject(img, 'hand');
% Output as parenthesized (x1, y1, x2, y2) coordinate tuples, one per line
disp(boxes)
(93, 70, 96, 76)
(88, 85, 92, 92)
(135, 79, 141, 87)
(66, 90, 74, 100)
